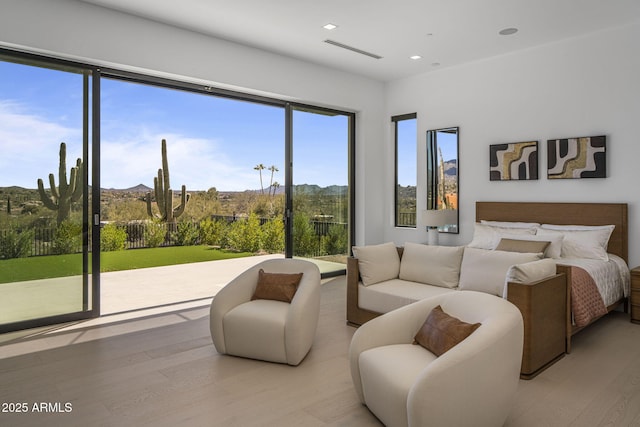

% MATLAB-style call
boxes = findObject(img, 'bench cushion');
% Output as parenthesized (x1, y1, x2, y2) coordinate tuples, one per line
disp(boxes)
(358, 279, 455, 314)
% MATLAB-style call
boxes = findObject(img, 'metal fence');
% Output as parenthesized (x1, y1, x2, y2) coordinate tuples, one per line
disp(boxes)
(1, 215, 348, 258)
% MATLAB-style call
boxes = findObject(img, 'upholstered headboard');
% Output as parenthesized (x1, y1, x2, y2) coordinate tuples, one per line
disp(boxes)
(475, 202, 628, 263)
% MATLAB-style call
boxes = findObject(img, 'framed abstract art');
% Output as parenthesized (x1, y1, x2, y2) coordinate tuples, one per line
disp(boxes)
(489, 141, 538, 181)
(547, 135, 606, 179)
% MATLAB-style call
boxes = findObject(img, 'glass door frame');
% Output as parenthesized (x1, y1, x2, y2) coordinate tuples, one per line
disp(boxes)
(284, 103, 356, 262)
(0, 49, 100, 333)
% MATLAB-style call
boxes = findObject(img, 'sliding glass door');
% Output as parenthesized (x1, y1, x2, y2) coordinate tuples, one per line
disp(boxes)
(0, 53, 96, 333)
(289, 106, 354, 274)
(0, 49, 356, 331)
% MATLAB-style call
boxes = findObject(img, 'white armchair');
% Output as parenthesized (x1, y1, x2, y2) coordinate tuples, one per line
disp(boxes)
(210, 258, 321, 366)
(349, 291, 524, 427)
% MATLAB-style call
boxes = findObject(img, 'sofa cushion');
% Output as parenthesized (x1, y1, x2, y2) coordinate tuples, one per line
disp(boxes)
(399, 243, 464, 288)
(413, 305, 481, 356)
(459, 248, 543, 296)
(358, 280, 455, 314)
(352, 242, 400, 286)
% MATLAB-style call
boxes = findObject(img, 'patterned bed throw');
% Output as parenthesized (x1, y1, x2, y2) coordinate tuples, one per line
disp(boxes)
(571, 266, 607, 327)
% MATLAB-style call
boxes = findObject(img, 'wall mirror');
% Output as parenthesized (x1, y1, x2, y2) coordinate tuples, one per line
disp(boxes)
(426, 127, 459, 233)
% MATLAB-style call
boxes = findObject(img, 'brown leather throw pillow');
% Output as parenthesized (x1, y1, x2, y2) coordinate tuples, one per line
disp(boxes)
(413, 305, 481, 356)
(251, 269, 304, 303)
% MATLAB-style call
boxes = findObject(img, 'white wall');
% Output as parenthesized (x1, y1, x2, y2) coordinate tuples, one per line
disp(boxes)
(0, 0, 387, 245)
(385, 22, 640, 266)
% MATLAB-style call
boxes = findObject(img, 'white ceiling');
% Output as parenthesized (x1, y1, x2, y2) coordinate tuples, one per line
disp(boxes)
(79, 0, 640, 82)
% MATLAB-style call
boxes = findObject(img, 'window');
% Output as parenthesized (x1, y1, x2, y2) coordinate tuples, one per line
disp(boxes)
(393, 113, 417, 227)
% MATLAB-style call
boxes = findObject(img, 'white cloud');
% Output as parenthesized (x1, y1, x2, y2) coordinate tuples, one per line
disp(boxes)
(101, 131, 258, 191)
(0, 102, 264, 191)
(0, 101, 83, 188)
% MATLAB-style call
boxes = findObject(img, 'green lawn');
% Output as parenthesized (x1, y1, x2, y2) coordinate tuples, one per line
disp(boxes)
(0, 246, 254, 284)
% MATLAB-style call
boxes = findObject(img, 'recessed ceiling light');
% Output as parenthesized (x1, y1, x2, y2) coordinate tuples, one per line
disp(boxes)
(410, 55, 422, 60)
(499, 27, 518, 36)
(323, 23, 338, 30)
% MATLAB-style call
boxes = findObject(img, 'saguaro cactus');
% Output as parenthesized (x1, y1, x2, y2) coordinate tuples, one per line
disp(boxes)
(146, 139, 189, 223)
(37, 142, 83, 225)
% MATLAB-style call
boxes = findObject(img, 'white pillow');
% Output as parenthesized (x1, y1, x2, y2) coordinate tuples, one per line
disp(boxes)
(481, 220, 541, 229)
(540, 223, 615, 232)
(352, 242, 400, 286)
(537, 227, 613, 261)
(467, 223, 537, 250)
(459, 247, 543, 296)
(506, 258, 557, 284)
(399, 242, 464, 288)
(500, 232, 563, 259)
(503, 258, 557, 298)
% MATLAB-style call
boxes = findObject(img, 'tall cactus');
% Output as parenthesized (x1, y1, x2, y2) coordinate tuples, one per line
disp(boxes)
(146, 139, 189, 223)
(37, 142, 83, 226)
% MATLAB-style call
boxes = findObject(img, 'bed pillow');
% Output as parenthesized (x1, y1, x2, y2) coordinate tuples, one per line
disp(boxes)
(467, 223, 537, 250)
(413, 305, 481, 356)
(499, 232, 563, 258)
(540, 224, 615, 232)
(399, 242, 464, 288)
(459, 247, 543, 296)
(537, 226, 614, 261)
(495, 238, 550, 254)
(352, 242, 400, 286)
(481, 220, 540, 229)
(251, 269, 303, 303)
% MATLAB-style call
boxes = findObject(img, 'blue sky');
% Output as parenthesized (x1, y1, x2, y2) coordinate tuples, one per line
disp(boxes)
(0, 59, 349, 191)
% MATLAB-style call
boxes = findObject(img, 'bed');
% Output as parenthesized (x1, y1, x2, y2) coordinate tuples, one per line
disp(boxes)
(476, 201, 630, 355)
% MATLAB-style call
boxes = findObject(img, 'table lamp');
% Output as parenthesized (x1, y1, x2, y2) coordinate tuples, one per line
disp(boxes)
(422, 209, 456, 246)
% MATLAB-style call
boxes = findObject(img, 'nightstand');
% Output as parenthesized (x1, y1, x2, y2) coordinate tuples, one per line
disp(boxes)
(631, 267, 640, 324)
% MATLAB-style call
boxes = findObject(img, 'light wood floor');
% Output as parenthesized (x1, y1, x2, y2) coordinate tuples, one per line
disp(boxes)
(1, 276, 639, 427)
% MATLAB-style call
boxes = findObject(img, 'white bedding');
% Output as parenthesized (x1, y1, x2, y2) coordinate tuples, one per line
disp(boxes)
(556, 254, 630, 307)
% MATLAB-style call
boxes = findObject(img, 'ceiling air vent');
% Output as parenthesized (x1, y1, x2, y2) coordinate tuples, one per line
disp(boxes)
(323, 39, 382, 59)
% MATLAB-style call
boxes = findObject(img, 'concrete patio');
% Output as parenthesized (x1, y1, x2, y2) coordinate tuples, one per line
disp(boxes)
(0, 255, 345, 344)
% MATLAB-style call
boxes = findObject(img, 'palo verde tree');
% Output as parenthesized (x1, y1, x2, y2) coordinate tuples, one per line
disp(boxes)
(37, 142, 83, 226)
(146, 139, 190, 224)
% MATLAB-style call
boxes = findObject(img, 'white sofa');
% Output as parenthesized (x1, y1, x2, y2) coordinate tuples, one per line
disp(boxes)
(347, 242, 567, 378)
(349, 291, 524, 427)
(347, 242, 557, 325)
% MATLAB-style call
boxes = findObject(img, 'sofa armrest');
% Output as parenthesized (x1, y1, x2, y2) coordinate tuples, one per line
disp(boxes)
(346, 257, 380, 326)
(507, 271, 567, 378)
(346, 246, 404, 326)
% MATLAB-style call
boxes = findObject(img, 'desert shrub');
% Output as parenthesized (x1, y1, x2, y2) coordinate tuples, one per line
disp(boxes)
(174, 220, 200, 246)
(144, 220, 166, 248)
(261, 217, 284, 253)
(199, 218, 228, 247)
(226, 213, 262, 253)
(324, 223, 348, 255)
(0, 226, 34, 259)
(292, 213, 316, 257)
(100, 223, 128, 251)
(52, 220, 82, 254)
